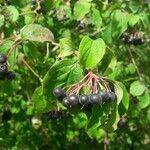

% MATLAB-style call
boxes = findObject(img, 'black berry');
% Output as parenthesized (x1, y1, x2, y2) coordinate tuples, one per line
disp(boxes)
(89, 94, 102, 105)
(6, 0, 11, 5)
(53, 88, 65, 97)
(107, 92, 116, 102)
(31, 5, 36, 10)
(68, 95, 79, 106)
(6, 71, 16, 80)
(99, 91, 109, 102)
(133, 37, 144, 45)
(31, 0, 36, 5)
(62, 97, 70, 107)
(0, 64, 8, 74)
(57, 94, 67, 102)
(79, 95, 90, 106)
(0, 53, 7, 63)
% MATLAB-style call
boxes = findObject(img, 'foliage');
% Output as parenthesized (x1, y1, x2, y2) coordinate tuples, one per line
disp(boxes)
(0, 0, 150, 149)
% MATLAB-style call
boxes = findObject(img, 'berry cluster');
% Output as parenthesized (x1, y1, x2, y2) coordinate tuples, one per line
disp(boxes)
(53, 88, 116, 108)
(43, 110, 68, 121)
(122, 32, 144, 45)
(0, 53, 16, 80)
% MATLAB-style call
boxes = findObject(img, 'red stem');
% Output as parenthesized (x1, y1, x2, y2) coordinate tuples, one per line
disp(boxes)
(7, 39, 23, 61)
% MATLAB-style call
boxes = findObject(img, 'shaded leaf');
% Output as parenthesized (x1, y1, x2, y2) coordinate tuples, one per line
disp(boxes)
(32, 86, 51, 114)
(42, 59, 83, 100)
(21, 24, 54, 42)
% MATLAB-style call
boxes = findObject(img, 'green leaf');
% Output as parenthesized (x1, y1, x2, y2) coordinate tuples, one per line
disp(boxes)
(73, 113, 88, 128)
(118, 82, 129, 116)
(73, 0, 91, 20)
(113, 81, 124, 104)
(58, 38, 74, 58)
(111, 9, 129, 38)
(0, 14, 4, 28)
(128, 14, 140, 27)
(104, 48, 117, 74)
(90, 7, 102, 28)
(32, 86, 51, 114)
(20, 24, 54, 42)
(79, 36, 106, 69)
(42, 59, 83, 99)
(102, 9, 129, 43)
(138, 91, 150, 109)
(103, 104, 120, 131)
(130, 80, 146, 96)
(86, 105, 104, 131)
(6, 6, 19, 22)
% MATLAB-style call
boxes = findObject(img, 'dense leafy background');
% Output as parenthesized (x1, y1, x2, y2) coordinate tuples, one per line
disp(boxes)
(0, 0, 150, 149)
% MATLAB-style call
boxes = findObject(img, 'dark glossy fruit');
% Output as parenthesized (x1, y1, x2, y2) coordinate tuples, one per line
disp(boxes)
(99, 91, 109, 102)
(0, 53, 7, 63)
(122, 34, 129, 43)
(53, 88, 65, 97)
(79, 95, 90, 106)
(107, 92, 116, 102)
(68, 95, 79, 106)
(6, 0, 11, 5)
(133, 37, 144, 45)
(62, 97, 70, 107)
(6, 71, 16, 80)
(31, 0, 36, 5)
(30, 5, 36, 10)
(90, 94, 102, 104)
(0, 64, 8, 74)
(57, 94, 67, 102)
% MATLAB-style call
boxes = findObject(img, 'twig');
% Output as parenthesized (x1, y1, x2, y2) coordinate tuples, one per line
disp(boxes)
(22, 58, 43, 83)
(7, 39, 23, 60)
(104, 132, 109, 150)
(0, 36, 16, 44)
(127, 46, 142, 80)
(51, 41, 60, 47)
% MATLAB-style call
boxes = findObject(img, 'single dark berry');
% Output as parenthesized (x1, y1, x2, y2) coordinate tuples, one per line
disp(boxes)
(6, 71, 16, 80)
(89, 94, 102, 105)
(122, 34, 129, 43)
(30, 5, 36, 10)
(68, 94, 79, 106)
(99, 91, 109, 102)
(107, 92, 116, 102)
(6, 0, 11, 5)
(0, 53, 7, 63)
(57, 94, 67, 102)
(53, 88, 65, 97)
(2, 110, 12, 122)
(0, 64, 8, 74)
(62, 97, 70, 107)
(79, 95, 90, 106)
(36, 8, 43, 14)
(133, 37, 144, 45)
(31, 0, 36, 5)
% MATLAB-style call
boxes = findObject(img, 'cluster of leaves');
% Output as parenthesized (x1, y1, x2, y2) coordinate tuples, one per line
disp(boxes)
(0, 0, 150, 149)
